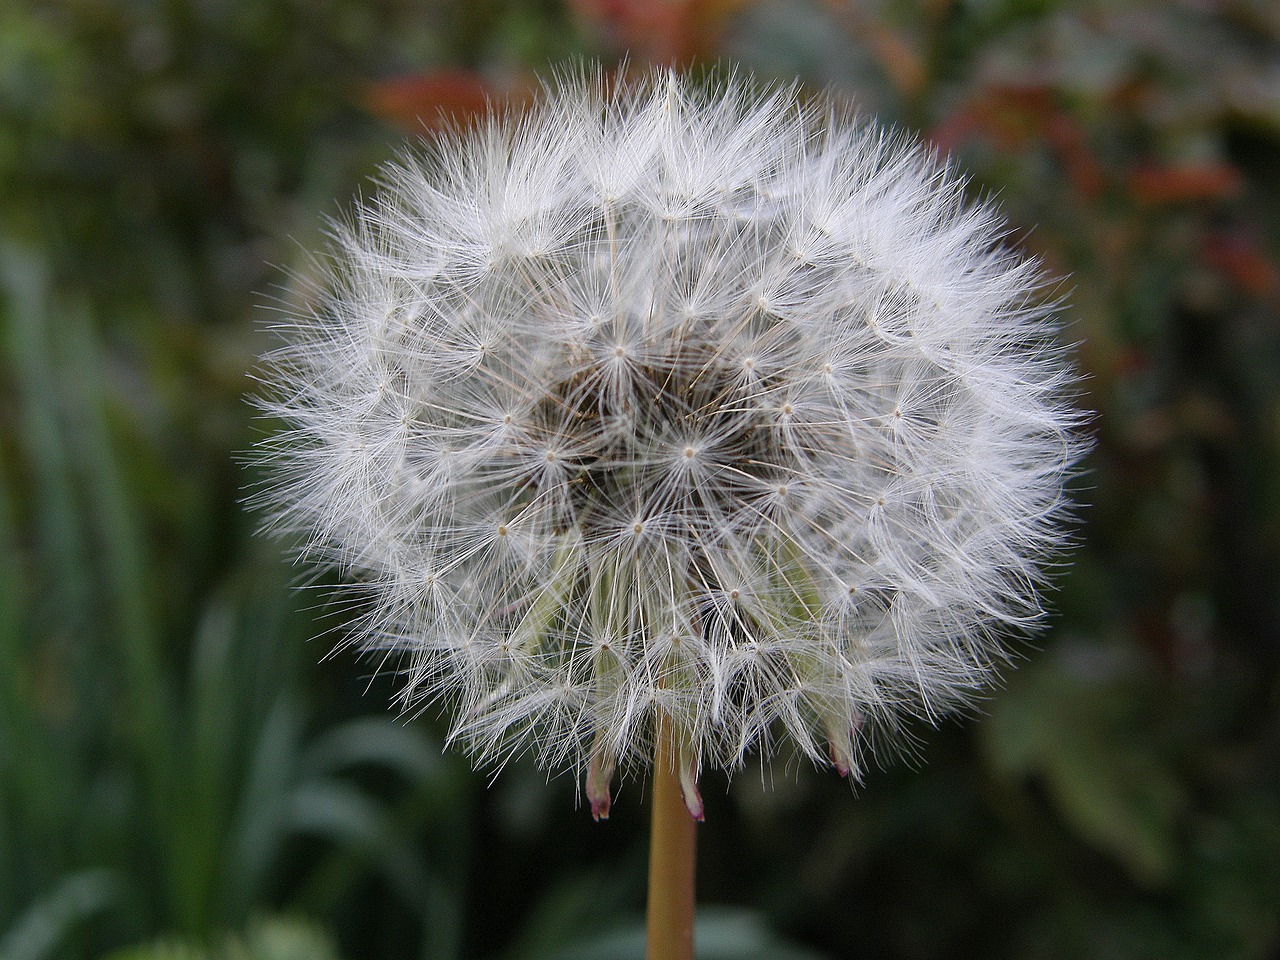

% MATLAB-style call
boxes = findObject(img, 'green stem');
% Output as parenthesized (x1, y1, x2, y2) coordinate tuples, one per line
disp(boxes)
(646, 712, 697, 960)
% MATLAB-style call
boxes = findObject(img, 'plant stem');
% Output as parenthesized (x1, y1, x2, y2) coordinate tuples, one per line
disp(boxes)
(646, 712, 697, 960)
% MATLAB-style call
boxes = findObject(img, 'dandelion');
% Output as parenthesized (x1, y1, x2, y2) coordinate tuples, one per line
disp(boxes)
(256, 66, 1082, 959)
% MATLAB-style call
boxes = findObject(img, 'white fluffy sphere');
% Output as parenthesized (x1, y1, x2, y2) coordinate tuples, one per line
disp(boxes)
(257, 68, 1083, 818)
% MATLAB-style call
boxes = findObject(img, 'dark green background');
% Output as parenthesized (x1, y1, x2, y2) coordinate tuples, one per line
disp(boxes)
(2, 2, 1277, 958)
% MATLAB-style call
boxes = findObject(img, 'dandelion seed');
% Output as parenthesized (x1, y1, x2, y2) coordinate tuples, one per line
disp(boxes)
(255, 67, 1084, 823)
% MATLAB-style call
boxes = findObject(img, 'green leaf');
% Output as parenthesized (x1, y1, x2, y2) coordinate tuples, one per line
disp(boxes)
(223, 698, 306, 920)
(299, 717, 441, 784)
(0, 870, 120, 960)
(547, 907, 829, 960)
(103, 917, 347, 960)
(288, 779, 430, 903)
(982, 643, 1187, 885)
(243, 917, 347, 960)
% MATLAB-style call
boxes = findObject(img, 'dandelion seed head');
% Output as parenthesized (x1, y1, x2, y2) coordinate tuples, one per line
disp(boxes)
(255, 67, 1085, 812)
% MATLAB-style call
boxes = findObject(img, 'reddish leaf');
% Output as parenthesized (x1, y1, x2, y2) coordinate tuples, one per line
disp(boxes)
(1046, 112, 1106, 200)
(931, 84, 1104, 198)
(931, 84, 1055, 153)
(820, 0, 925, 97)
(1129, 163, 1242, 205)
(1202, 232, 1280, 298)
(568, 0, 749, 64)
(363, 70, 528, 131)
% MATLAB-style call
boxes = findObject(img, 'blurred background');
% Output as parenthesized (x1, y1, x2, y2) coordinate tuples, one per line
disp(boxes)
(2, 1, 1279, 958)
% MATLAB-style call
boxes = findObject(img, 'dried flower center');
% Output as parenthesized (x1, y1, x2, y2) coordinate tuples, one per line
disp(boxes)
(527, 347, 793, 537)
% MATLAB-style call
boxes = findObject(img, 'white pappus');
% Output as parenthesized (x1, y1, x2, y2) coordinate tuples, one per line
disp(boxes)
(255, 67, 1085, 820)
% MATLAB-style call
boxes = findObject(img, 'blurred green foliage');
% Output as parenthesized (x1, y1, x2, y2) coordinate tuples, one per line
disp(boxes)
(104, 918, 348, 960)
(1, 1, 1278, 958)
